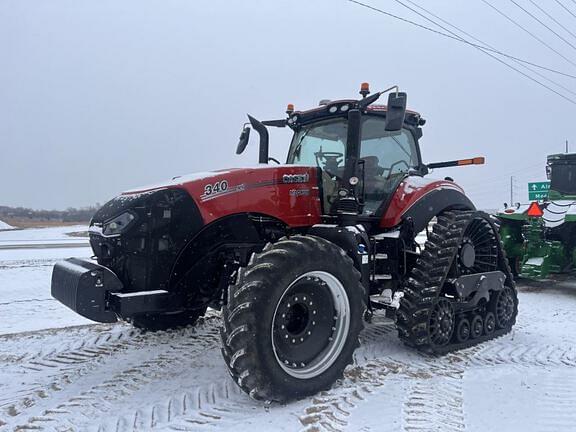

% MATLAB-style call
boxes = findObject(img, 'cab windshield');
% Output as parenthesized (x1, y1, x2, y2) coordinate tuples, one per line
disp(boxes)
(286, 116, 419, 214)
(550, 162, 576, 195)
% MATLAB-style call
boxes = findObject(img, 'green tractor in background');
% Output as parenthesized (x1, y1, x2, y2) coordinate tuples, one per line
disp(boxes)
(496, 153, 576, 279)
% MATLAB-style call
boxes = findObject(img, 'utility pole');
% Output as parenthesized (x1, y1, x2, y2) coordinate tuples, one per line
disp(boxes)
(567, 139, 569, 153)
(510, 176, 514, 205)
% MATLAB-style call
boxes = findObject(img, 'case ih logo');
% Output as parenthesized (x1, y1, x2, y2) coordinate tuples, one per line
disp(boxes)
(282, 173, 309, 184)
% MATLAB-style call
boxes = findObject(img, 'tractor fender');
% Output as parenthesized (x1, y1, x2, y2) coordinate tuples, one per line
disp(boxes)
(381, 176, 475, 234)
(381, 177, 473, 232)
(307, 224, 371, 290)
(401, 188, 475, 233)
(168, 213, 286, 304)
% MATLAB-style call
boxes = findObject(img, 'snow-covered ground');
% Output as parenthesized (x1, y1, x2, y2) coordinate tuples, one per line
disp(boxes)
(0, 225, 89, 250)
(0, 226, 92, 335)
(1, 229, 576, 431)
(0, 219, 14, 230)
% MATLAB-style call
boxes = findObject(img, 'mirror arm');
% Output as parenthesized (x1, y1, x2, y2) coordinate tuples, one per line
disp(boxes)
(262, 119, 287, 128)
(247, 114, 270, 164)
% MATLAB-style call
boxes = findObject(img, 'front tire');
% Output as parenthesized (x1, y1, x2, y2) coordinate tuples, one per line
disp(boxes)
(220, 235, 366, 402)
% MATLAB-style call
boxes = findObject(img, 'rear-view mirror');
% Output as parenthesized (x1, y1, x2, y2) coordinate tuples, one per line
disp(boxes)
(236, 127, 251, 155)
(385, 92, 407, 131)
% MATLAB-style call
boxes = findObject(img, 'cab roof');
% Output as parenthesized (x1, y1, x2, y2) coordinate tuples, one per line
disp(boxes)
(288, 98, 424, 129)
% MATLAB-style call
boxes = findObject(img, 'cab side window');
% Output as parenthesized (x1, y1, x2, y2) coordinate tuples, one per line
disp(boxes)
(359, 117, 418, 214)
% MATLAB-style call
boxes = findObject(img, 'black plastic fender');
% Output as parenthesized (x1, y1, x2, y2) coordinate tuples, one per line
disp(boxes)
(401, 188, 475, 234)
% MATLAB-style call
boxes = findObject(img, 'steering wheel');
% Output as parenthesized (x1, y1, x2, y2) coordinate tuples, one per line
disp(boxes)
(315, 151, 344, 177)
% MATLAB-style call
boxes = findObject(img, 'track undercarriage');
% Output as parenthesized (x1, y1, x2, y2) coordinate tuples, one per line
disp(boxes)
(396, 210, 518, 354)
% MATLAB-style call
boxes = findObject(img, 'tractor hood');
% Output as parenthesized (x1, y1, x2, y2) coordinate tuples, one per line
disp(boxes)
(121, 168, 251, 195)
(88, 165, 322, 293)
(93, 165, 323, 229)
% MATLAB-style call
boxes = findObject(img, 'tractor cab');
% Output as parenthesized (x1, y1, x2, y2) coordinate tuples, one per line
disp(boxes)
(547, 153, 576, 198)
(285, 103, 425, 216)
(238, 84, 428, 222)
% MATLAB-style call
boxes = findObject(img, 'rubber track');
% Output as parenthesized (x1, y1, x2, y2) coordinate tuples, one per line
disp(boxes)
(396, 210, 518, 355)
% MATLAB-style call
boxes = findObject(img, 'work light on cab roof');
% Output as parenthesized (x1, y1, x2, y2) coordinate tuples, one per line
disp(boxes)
(51, 83, 518, 403)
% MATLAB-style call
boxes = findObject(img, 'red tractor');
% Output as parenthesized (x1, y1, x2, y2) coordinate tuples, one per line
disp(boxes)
(52, 84, 518, 402)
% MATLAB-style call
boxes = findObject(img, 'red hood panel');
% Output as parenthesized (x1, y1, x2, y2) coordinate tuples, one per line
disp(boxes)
(124, 165, 322, 227)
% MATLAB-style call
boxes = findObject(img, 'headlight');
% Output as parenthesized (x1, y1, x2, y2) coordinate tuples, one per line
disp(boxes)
(103, 211, 136, 236)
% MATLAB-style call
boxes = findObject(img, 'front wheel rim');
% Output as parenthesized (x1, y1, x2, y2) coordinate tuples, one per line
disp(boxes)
(271, 271, 351, 379)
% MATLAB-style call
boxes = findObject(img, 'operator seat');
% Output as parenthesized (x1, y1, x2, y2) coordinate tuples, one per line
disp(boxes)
(361, 156, 387, 199)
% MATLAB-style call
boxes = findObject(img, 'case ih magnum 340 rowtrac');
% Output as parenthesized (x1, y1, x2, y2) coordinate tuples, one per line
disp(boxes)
(52, 84, 518, 401)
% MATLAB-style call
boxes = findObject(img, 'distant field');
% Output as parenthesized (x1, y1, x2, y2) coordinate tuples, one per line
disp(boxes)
(1, 218, 90, 229)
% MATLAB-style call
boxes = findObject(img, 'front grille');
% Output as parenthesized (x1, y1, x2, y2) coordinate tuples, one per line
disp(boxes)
(337, 197, 359, 214)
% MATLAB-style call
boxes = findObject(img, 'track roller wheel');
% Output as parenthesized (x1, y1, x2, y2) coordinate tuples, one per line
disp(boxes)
(484, 312, 496, 335)
(455, 318, 471, 343)
(470, 315, 484, 339)
(220, 235, 366, 402)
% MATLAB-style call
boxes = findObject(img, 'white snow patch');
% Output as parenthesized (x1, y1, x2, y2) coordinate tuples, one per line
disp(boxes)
(0, 225, 89, 248)
(0, 219, 14, 230)
(525, 257, 545, 266)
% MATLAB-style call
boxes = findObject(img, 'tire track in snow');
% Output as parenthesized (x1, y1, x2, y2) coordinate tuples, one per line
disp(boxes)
(401, 372, 465, 432)
(1, 318, 223, 429)
(0, 324, 136, 419)
(297, 315, 468, 432)
(128, 380, 254, 432)
(535, 370, 576, 432)
(297, 312, 485, 432)
(298, 318, 404, 432)
(12, 319, 225, 431)
(467, 339, 576, 367)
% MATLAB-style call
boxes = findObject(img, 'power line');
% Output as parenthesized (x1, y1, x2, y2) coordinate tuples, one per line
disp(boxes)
(394, 0, 576, 79)
(554, 0, 576, 20)
(527, 0, 576, 41)
(345, 0, 576, 105)
(509, 0, 576, 52)
(459, 163, 545, 189)
(480, 0, 576, 69)
(344, 0, 576, 79)
(401, 0, 576, 97)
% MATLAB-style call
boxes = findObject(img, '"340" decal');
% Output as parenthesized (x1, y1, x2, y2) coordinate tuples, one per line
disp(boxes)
(203, 180, 229, 196)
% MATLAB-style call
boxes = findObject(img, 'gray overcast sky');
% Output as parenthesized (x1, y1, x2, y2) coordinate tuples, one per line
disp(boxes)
(1, 0, 574, 210)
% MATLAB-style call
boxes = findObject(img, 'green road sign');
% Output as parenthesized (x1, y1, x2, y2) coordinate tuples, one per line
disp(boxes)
(528, 181, 550, 201)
